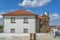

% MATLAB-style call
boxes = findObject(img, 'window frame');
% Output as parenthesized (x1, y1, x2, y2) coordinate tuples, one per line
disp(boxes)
(23, 17, 28, 23)
(24, 29, 28, 33)
(11, 28, 15, 33)
(11, 17, 16, 23)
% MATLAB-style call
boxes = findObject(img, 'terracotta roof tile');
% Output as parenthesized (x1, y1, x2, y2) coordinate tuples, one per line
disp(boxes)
(3, 10, 37, 16)
(55, 26, 60, 29)
(38, 16, 46, 19)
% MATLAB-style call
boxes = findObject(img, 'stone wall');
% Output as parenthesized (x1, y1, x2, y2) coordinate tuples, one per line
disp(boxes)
(0, 33, 30, 40)
(0, 33, 59, 40)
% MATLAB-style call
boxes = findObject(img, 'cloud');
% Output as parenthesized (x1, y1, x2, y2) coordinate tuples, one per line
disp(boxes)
(0, 14, 3, 22)
(0, 12, 5, 19)
(52, 13, 58, 17)
(0, 14, 3, 25)
(0, 12, 5, 14)
(9, 9, 18, 12)
(0, 15, 3, 18)
(26, 10, 31, 11)
(50, 13, 60, 21)
(50, 13, 60, 26)
(0, 12, 4, 25)
(19, 0, 51, 7)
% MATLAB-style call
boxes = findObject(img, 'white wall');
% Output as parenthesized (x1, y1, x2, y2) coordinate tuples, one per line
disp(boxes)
(0, 33, 30, 37)
(3, 16, 36, 33)
(36, 18, 40, 33)
(0, 33, 57, 40)
(0, 33, 30, 40)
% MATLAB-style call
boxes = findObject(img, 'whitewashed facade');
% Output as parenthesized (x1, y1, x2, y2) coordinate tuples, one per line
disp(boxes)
(3, 10, 40, 33)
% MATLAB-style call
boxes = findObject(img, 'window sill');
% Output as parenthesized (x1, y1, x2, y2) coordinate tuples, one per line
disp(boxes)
(11, 22, 16, 23)
(23, 22, 28, 24)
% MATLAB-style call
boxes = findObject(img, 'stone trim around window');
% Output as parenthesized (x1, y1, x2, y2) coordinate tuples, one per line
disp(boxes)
(23, 17, 28, 24)
(11, 17, 16, 23)
(11, 28, 15, 33)
(24, 29, 28, 33)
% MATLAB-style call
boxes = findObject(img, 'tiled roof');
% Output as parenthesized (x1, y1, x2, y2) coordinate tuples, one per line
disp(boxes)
(38, 16, 46, 19)
(55, 26, 60, 29)
(3, 10, 37, 16)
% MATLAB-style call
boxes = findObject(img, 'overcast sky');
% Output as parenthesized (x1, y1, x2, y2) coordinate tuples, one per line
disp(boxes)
(0, 0, 60, 26)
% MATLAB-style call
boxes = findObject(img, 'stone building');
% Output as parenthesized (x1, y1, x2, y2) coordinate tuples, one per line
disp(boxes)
(39, 12, 50, 33)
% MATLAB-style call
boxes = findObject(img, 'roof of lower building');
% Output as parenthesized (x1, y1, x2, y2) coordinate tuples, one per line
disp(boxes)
(55, 26, 60, 29)
(3, 10, 37, 16)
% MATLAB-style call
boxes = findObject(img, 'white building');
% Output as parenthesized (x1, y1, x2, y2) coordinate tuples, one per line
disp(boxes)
(3, 10, 40, 33)
(50, 26, 60, 36)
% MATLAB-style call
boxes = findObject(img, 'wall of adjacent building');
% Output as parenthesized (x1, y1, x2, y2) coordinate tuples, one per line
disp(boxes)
(36, 18, 40, 33)
(39, 14, 50, 33)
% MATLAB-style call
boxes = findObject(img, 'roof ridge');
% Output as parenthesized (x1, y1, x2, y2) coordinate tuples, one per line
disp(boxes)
(3, 10, 37, 16)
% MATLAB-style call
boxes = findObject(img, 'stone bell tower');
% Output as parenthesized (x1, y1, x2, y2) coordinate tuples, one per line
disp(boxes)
(39, 12, 50, 33)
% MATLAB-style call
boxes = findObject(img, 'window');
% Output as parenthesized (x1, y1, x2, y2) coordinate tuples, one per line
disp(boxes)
(24, 29, 28, 33)
(11, 17, 15, 23)
(23, 17, 28, 23)
(11, 29, 15, 33)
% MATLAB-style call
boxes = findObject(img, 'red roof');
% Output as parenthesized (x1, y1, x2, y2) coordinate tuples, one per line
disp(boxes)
(3, 10, 37, 16)
(55, 26, 60, 29)
(38, 16, 46, 19)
